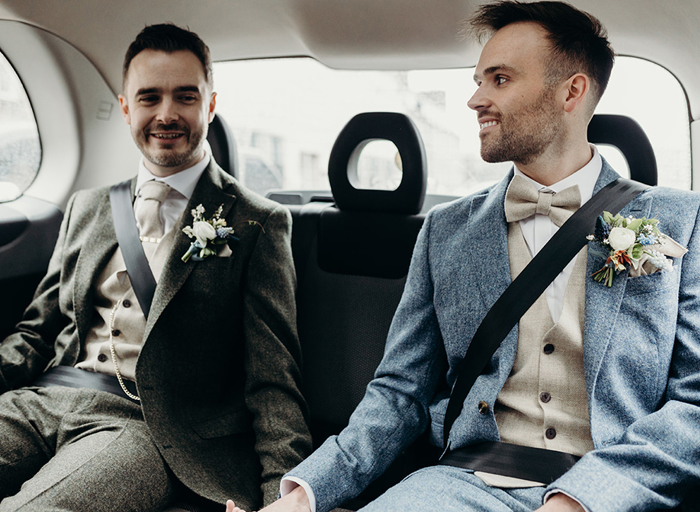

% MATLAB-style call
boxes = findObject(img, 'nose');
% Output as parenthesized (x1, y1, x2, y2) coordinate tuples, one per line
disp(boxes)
(467, 85, 490, 112)
(155, 97, 179, 124)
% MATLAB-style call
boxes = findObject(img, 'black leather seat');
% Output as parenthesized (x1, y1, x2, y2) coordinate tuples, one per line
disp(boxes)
(206, 113, 239, 178)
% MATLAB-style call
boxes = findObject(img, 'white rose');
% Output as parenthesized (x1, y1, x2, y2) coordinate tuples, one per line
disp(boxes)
(608, 227, 636, 251)
(193, 221, 217, 246)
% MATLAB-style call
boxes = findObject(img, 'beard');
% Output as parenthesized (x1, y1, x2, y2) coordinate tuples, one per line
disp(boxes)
(479, 87, 563, 166)
(135, 121, 205, 169)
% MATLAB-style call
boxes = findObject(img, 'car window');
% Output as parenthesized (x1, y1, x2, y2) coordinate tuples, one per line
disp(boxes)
(0, 49, 41, 202)
(213, 56, 690, 198)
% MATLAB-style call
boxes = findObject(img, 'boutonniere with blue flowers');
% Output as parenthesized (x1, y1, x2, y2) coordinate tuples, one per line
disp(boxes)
(587, 211, 687, 287)
(181, 204, 264, 262)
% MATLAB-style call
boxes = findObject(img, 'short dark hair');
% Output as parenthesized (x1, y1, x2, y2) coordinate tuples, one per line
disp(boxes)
(468, 1, 614, 109)
(122, 23, 213, 90)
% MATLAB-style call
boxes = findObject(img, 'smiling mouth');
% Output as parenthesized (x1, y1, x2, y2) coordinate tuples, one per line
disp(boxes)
(151, 133, 184, 140)
(479, 120, 499, 130)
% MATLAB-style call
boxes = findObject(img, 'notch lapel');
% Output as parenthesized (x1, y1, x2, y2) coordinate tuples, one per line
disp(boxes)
(583, 161, 653, 397)
(467, 170, 517, 355)
(144, 163, 237, 338)
(73, 191, 123, 345)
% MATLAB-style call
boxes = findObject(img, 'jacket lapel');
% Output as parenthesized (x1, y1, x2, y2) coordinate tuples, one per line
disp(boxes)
(467, 170, 518, 363)
(583, 160, 653, 396)
(470, 169, 514, 312)
(144, 162, 237, 338)
(73, 190, 123, 344)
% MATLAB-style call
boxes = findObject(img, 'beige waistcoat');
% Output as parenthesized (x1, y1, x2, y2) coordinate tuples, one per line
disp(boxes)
(75, 229, 174, 381)
(476, 222, 594, 488)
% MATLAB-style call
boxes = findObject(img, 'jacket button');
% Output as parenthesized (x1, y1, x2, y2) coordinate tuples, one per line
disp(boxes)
(540, 392, 552, 403)
(545, 427, 557, 439)
(98, 353, 108, 363)
(122, 299, 132, 308)
(543, 343, 555, 355)
(478, 401, 490, 415)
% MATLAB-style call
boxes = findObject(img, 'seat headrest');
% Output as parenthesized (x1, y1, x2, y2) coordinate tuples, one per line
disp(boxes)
(587, 114, 657, 186)
(329, 112, 427, 214)
(207, 113, 239, 178)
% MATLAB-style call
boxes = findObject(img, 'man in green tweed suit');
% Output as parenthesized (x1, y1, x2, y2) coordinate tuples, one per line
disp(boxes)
(0, 24, 310, 512)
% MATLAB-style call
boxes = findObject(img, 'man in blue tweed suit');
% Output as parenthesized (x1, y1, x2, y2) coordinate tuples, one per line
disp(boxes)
(228, 2, 700, 511)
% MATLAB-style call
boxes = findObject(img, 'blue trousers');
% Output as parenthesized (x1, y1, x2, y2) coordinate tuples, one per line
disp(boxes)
(359, 465, 547, 512)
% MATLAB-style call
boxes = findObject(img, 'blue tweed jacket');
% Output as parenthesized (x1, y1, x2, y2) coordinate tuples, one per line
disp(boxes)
(287, 161, 700, 512)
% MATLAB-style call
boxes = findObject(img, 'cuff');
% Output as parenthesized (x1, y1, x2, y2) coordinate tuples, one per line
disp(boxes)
(281, 476, 317, 512)
(544, 489, 591, 512)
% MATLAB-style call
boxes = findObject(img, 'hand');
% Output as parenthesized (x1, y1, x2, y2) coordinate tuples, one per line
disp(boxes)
(226, 500, 247, 512)
(258, 486, 311, 512)
(535, 493, 585, 512)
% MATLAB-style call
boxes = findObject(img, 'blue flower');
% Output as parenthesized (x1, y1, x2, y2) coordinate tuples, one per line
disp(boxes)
(216, 227, 234, 239)
(594, 216, 610, 241)
(638, 233, 657, 245)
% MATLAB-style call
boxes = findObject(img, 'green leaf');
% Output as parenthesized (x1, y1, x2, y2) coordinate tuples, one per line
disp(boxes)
(627, 219, 643, 231)
(603, 211, 614, 224)
(630, 243, 644, 260)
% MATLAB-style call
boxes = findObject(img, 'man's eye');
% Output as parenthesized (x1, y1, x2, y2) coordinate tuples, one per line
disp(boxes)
(140, 96, 159, 103)
(180, 95, 197, 103)
(496, 76, 508, 85)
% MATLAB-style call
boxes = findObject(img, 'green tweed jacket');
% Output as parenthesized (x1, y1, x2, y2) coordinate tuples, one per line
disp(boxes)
(0, 161, 312, 510)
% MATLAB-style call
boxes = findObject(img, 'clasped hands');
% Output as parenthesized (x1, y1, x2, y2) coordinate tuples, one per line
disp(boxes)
(226, 485, 311, 512)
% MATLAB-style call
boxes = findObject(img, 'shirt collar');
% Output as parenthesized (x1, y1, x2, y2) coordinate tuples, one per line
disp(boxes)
(513, 144, 601, 205)
(136, 152, 211, 200)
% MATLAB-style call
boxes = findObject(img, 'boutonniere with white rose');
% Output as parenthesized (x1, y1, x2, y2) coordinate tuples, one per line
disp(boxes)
(181, 204, 263, 262)
(587, 211, 687, 287)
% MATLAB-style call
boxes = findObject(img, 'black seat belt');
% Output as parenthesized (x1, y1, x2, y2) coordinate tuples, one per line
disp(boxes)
(109, 179, 157, 319)
(440, 178, 648, 483)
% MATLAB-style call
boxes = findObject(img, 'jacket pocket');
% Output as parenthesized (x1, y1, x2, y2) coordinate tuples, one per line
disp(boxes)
(624, 269, 676, 297)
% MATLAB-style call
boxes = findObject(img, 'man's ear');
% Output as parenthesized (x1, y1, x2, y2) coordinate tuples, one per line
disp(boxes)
(118, 94, 131, 124)
(563, 73, 589, 114)
(207, 92, 217, 123)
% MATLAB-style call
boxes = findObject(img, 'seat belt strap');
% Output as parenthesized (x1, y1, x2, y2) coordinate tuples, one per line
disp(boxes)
(443, 178, 649, 447)
(439, 441, 581, 484)
(109, 179, 157, 319)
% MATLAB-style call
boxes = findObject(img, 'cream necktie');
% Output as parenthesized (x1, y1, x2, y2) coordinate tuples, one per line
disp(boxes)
(135, 180, 172, 242)
(504, 175, 581, 227)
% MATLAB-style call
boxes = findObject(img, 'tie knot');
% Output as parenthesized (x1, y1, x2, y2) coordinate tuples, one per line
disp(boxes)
(504, 174, 581, 227)
(140, 180, 171, 203)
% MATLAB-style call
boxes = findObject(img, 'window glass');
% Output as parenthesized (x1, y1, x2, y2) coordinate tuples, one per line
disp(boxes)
(213, 56, 690, 198)
(0, 50, 41, 202)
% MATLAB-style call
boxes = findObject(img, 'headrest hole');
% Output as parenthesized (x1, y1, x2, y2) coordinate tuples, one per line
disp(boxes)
(348, 139, 403, 191)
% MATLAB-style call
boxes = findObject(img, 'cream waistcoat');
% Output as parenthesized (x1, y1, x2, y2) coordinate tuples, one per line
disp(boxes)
(476, 222, 594, 488)
(75, 228, 175, 381)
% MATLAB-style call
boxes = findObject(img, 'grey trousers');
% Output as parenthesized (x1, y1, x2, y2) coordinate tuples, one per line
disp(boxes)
(0, 386, 177, 512)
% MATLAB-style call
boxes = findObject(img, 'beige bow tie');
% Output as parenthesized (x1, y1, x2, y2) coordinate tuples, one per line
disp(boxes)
(504, 174, 581, 227)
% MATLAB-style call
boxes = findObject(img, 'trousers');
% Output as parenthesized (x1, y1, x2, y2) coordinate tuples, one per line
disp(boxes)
(359, 465, 547, 512)
(0, 385, 176, 512)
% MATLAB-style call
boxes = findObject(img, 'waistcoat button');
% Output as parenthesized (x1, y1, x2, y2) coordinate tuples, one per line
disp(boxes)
(540, 391, 552, 403)
(98, 353, 108, 363)
(543, 343, 555, 355)
(122, 299, 132, 308)
(478, 401, 490, 415)
(545, 427, 557, 439)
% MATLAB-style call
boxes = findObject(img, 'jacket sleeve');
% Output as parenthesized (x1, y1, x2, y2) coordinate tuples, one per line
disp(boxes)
(284, 210, 449, 512)
(550, 198, 700, 511)
(0, 194, 76, 392)
(242, 204, 312, 506)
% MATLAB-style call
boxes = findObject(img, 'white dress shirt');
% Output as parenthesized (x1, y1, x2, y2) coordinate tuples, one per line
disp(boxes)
(134, 152, 211, 235)
(513, 146, 601, 322)
(281, 146, 603, 512)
